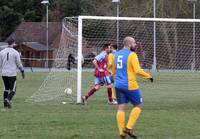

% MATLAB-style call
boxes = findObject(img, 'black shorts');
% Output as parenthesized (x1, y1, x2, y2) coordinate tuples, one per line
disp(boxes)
(2, 76, 16, 92)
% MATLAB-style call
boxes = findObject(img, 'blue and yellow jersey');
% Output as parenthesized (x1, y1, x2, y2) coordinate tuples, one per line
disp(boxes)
(114, 48, 151, 90)
(107, 51, 117, 77)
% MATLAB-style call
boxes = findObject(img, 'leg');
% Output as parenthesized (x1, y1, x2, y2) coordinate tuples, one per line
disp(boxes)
(124, 104, 142, 138)
(109, 76, 117, 100)
(8, 77, 16, 101)
(107, 84, 113, 103)
(112, 88, 117, 100)
(85, 85, 100, 100)
(2, 76, 9, 99)
(2, 76, 11, 108)
(3, 90, 9, 108)
(67, 60, 71, 70)
(83, 76, 102, 101)
(115, 88, 127, 137)
(117, 104, 126, 137)
(104, 76, 114, 104)
(126, 104, 142, 130)
(82, 84, 100, 104)
(125, 89, 143, 138)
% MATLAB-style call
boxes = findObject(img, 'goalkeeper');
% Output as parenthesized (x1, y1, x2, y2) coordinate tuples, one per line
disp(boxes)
(112, 37, 153, 139)
(0, 38, 25, 108)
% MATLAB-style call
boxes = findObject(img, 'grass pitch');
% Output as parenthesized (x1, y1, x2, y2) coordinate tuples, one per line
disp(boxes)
(0, 72, 200, 139)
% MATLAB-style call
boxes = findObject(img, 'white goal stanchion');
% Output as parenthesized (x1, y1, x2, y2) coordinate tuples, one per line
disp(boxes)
(27, 16, 200, 104)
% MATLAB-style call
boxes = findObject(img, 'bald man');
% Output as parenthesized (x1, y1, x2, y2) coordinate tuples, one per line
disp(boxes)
(112, 37, 153, 138)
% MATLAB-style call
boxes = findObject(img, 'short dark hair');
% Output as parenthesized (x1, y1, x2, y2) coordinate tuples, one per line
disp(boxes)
(112, 44, 118, 50)
(7, 38, 15, 45)
(103, 43, 111, 50)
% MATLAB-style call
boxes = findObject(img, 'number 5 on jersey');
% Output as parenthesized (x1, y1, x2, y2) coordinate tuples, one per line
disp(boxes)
(117, 55, 123, 69)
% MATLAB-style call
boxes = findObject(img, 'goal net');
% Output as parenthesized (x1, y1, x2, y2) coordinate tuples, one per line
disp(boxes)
(26, 16, 200, 104)
(26, 17, 80, 103)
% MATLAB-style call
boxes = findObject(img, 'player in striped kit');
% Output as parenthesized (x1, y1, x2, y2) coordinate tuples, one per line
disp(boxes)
(82, 43, 116, 105)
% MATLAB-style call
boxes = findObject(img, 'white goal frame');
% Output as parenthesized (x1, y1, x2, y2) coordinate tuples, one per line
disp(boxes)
(77, 16, 200, 103)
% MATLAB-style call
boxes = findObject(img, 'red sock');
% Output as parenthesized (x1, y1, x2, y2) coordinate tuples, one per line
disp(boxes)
(107, 88, 113, 102)
(86, 88, 97, 100)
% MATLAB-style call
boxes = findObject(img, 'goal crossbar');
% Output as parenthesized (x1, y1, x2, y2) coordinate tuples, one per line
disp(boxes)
(79, 16, 200, 23)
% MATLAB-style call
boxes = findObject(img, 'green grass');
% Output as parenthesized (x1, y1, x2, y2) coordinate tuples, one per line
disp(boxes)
(0, 72, 200, 139)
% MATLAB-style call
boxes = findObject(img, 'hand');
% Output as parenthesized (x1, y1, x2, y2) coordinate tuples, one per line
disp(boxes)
(105, 71, 111, 76)
(150, 77, 153, 83)
(98, 68, 104, 72)
(21, 70, 25, 79)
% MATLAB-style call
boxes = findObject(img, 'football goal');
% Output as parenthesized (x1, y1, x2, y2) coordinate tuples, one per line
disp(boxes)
(26, 16, 200, 104)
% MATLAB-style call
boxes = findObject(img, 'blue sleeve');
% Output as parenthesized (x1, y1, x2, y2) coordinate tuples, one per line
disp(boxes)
(95, 51, 106, 62)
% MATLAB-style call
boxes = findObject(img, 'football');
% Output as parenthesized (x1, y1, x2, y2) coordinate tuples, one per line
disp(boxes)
(62, 101, 67, 104)
(64, 88, 72, 95)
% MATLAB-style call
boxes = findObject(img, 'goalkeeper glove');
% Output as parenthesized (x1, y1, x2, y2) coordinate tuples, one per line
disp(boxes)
(21, 70, 25, 79)
(150, 77, 153, 83)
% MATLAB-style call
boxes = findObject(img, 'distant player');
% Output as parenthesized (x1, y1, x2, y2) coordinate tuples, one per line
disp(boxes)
(82, 43, 115, 104)
(67, 53, 84, 70)
(107, 44, 118, 104)
(67, 53, 76, 70)
(113, 37, 153, 138)
(0, 38, 25, 108)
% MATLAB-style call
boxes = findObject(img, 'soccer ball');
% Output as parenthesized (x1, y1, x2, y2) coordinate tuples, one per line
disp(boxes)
(64, 88, 72, 95)
(62, 101, 67, 104)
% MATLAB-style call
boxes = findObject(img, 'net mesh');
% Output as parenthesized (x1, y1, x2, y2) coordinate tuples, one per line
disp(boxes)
(26, 17, 78, 103)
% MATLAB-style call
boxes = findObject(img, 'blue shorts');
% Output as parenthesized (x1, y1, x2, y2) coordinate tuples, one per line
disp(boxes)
(94, 76, 112, 86)
(115, 88, 142, 105)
